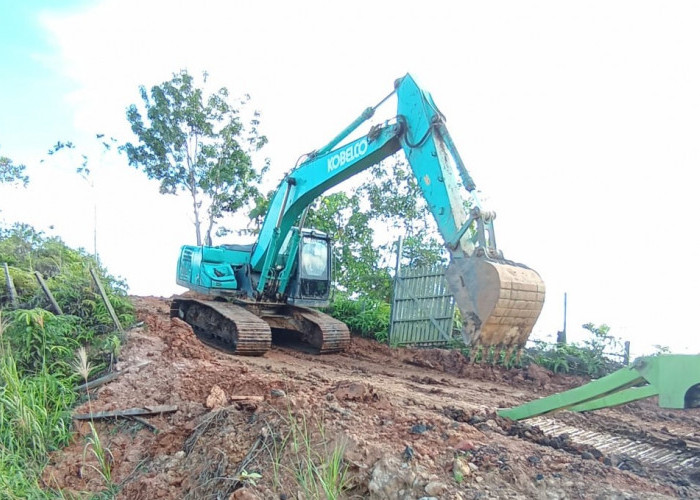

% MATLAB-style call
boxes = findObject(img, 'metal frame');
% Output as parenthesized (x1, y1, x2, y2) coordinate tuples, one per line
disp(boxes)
(389, 262, 456, 346)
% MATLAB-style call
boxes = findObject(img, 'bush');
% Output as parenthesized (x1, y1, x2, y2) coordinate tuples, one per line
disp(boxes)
(0, 222, 135, 497)
(326, 294, 390, 342)
(0, 223, 135, 332)
(524, 324, 626, 378)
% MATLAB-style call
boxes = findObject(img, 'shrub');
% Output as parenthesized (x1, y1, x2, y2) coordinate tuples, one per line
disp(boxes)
(326, 294, 390, 342)
(0, 222, 135, 497)
(524, 324, 626, 378)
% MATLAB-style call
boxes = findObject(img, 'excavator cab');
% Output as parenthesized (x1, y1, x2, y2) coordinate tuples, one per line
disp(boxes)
(286, 230, 332, 307)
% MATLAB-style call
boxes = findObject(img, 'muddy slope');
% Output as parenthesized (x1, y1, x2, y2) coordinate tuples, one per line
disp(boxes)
(42, 296, 700, 499)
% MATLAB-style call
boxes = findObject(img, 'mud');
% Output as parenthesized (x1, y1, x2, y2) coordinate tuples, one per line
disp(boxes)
(41, 296, 700, 499)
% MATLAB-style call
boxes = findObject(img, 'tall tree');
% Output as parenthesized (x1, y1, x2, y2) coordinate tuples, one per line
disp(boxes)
(123, 70, 268, 245)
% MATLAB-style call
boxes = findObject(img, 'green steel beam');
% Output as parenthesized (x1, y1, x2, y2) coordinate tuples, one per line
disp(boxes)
(569, 384, 658, 412)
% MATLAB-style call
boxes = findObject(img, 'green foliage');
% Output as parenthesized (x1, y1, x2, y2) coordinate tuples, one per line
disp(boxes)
(363, 159, 445, 269)
(0, 223, 135, 332)
(3, 309, 81, 377)
(326, 294, 390, 342)
(300, 157, 445, 306)
(264, 409, 349, 499)
(306, 192, 393, 301)
(0, 150, 29, 187)
(0, 319, 77, 498)
(0, 223, 134, 498)
(525, 323, 626, 377)
(123, 69, 268, 245)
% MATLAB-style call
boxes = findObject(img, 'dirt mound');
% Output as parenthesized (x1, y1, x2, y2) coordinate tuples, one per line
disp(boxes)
(164, 317, 215, 361)
(41, 296, 700, 499)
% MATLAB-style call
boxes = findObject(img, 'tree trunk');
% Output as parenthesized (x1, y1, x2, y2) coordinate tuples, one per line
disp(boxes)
(191, 188, 202, 246)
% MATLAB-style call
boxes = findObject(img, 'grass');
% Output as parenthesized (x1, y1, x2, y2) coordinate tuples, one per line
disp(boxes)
(0, 225, 135, 498)
(263, 407, 349, 499)
(74, 347, 114, 490)
(0, 312, 119, 499)
(0, 311, 76, 499)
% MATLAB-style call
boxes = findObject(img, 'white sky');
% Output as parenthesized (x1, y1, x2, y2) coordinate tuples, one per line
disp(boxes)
(1, 0, 699, 357)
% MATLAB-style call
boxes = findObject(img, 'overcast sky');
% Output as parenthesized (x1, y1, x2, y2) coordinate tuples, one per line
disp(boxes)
(1, 0, 699, 357)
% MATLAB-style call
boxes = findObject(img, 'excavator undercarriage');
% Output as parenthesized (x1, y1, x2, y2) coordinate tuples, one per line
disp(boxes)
(170, 297, 350, 356)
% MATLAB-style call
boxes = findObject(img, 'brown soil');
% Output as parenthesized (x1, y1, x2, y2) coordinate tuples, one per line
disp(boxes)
(41, 296, 700, 499)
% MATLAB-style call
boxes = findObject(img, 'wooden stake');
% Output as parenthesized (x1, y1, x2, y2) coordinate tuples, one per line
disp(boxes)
(3, 263, 18, 308)
(34, 271, 63, 315)
(76, 371, 123, 392)
(73, 405, 177, 421)
(89, 267, 124, 333)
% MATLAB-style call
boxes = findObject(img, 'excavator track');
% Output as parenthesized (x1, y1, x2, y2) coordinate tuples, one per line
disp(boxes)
(253, 305, 351, 354)
(171, 298, 350, 355)
(170, 298, 271, 356)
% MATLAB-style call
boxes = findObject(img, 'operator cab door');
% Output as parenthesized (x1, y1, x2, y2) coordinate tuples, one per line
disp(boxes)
(288, 233, 331, 306)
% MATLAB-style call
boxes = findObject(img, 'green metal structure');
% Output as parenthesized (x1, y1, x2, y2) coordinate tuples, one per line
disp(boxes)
(499, 355, 700, 421)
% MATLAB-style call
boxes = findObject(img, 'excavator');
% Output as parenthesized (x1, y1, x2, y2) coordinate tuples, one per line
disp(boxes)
(171, 74, 545, 357)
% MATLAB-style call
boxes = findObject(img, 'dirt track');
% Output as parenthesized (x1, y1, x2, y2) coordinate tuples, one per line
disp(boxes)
(42, 297, 700, 499)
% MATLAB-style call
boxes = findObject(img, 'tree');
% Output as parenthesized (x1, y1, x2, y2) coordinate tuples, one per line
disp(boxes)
(43, 135, 119, 262)
(300, 157, 444, 302)
(0, 150, 29, 187)
(361, 158, 446, 269)
(305, 192, 393, 301)
(123, 70, 268, 245)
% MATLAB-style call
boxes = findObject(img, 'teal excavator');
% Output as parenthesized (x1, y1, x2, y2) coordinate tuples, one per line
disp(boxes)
(172, 74, 545, 356)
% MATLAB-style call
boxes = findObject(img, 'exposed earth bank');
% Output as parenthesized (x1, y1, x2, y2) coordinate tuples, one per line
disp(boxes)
(43, 296, 700, 499)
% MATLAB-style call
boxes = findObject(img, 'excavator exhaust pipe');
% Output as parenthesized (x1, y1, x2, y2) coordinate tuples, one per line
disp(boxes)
(445, 256, 545, 350)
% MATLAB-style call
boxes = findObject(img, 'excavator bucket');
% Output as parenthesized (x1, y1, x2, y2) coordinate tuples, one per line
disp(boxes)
(445, 256, 545, 349)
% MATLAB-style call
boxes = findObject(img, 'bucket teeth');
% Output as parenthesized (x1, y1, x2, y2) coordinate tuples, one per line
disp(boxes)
(446, 256, 545, 350)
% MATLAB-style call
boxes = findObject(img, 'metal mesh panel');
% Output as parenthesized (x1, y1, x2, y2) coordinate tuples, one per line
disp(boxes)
(389, 263, 457, 346)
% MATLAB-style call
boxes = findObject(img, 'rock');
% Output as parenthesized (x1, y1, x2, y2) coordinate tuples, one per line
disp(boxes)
(475, 476, 484, 483)
(453, 457, 471, 481)
(424, 481, 447, 496)
(454, 439, 475, 452)
(270, 389, 286, 398)
(206, 385, 227, 408)
(229, 488, 259, 499)
(410, 423, 432, 434)
(468, 462, 479, 472)
(468, 415, 485, 425)
(369, 456, 425, 499)
(581, 452, 594, 460)
(173, 450, 186, 460)
(334, 381, 377, 402)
